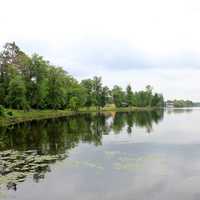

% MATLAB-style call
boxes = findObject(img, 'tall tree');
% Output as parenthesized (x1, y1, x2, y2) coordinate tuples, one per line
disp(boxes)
(6, 76, 28, 110)
(145, 85, 153, 106)
(126, 84, 134, 107)
(25, 54, 48, 108)
(151, 93, 164, 107)
(46, 67, 66, 109)
(81, 79, 94, 108)
(100, 86, 110, 108)
(69, 96, 80, 112)
(0, 42, 165, 111)
(112, 85, 126, 107)
(92, 76, 103, 110)
(0, 42, 21, 105)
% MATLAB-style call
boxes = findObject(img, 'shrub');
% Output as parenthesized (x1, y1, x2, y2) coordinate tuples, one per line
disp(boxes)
(7, 111, 13, 116)
(69, 97, 80, 112)
(0, 105, 6, 117)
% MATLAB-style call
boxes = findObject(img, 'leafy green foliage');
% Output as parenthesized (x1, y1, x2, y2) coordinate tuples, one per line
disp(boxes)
(0, 42, 164, 111)
(111, 85, 164, 108)
(0, 105, 6, 117)
(46, 67, 66, 109)
(69, 97, 80, 111)
(7, 111, 13, 116)
(25, 54, 48, 108)
(6, 76, 28, 110)
(81, 77, 110, 110)
(166, 99, 193, 107)
(81, 79, 93, 108)
(126, 85, 134, 106)
(112, 86, 126, 107)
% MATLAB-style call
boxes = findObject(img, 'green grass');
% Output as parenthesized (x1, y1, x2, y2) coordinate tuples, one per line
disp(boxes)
(0, 106, 159, 127)
(0, 109, 74, 127)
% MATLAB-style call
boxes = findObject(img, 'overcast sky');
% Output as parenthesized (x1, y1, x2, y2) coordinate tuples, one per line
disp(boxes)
(1, 0, 200, 100)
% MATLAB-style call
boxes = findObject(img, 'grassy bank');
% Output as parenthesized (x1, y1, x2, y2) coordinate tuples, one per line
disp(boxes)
(0, 106, 159, 127)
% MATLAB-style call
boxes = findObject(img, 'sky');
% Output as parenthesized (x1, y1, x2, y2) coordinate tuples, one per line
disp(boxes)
(1, 0, 200, 100)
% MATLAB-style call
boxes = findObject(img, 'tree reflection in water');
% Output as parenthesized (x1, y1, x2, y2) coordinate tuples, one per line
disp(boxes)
(0, 110, 163, 190)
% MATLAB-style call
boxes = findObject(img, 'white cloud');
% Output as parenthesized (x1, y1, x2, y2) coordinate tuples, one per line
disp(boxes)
(2, 0, 200, 54)
(75, 67, 200, 101)
(1, 0, 200, 100)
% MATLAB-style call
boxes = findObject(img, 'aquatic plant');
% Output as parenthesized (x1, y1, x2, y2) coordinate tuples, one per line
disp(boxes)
(0, 150, 67, 190)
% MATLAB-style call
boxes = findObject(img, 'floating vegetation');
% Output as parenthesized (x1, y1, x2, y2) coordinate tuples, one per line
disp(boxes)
(0, 150, 67, 191)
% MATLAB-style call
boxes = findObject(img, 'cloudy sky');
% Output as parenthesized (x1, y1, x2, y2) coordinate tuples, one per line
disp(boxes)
(1, 0, 200, 100)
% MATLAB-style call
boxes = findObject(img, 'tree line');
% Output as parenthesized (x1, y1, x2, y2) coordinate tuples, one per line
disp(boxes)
(166, 100, 194, 107)
(0, 42, 164, 111)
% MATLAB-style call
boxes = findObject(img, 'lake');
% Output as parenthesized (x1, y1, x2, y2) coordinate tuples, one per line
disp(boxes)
(1, 108, 200, 200)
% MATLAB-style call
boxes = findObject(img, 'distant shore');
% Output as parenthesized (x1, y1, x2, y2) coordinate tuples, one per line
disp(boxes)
(0, 107, 160, 127)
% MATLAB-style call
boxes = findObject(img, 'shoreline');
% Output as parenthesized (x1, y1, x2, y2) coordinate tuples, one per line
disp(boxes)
(0, 107, 160, 127)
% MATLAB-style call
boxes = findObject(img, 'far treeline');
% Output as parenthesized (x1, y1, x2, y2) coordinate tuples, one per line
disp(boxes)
(166, 100, 200, 107)
(0, 42, 164, 112)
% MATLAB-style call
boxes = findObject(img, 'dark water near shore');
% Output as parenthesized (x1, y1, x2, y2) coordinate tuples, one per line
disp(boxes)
(1, 108, 200, 200)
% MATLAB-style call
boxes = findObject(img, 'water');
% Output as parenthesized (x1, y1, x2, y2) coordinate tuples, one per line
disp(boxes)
(1, 108, 200, 200)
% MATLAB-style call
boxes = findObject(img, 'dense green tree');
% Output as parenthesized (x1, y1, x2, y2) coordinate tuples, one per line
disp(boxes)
(100, 86, 110, 108)
(145, 85, 153, 106)
(81, 79, 93, 108)
(0, 42, 22, 105)
(0, 42, 164, 111)
(0, 105, 6, 117)
(6, 76, 28, 109)
(166, 99, 193, 107)
(81, 77, 109, 109)
(151, 93, 164, 107)
(46, 67, 66, 109)
(69, 97, 80, 111)
(112, 85, 126, 107)
(92, 76, 103, 110)
(67, 84, 86, 109)
(25, 54, 48, 108)
(126, 84, 134, 106)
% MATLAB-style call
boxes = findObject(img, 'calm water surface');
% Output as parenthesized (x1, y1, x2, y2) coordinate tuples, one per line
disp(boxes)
(1, 109, 200, 200)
